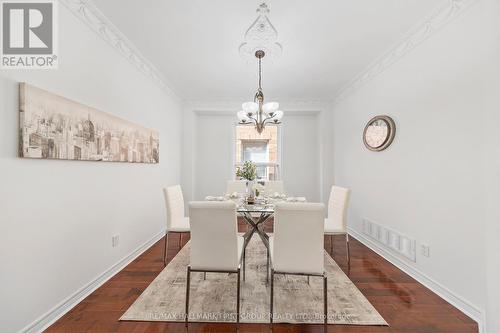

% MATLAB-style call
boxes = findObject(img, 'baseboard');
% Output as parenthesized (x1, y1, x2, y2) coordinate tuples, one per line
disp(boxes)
(19, 227, 486, 332)
(348, 227, 486, 333)
(20, 230, 166, 333)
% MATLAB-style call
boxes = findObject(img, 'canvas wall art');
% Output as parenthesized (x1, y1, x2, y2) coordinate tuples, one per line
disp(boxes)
(19, 83, 159, 163)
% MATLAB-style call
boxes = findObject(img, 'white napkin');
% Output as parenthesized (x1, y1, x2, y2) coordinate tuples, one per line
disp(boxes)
(205, 196, 226, 201)
(286, 197, 306, 202)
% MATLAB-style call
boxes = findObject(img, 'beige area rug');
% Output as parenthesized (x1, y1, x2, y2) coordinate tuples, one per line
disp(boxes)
(120, 236, 388, 325)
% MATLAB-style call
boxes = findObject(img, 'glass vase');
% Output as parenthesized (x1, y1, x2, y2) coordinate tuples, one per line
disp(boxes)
(246, 180, 255, 204)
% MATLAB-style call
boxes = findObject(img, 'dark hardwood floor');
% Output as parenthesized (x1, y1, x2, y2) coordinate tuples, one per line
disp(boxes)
(46, 221, 478, 333)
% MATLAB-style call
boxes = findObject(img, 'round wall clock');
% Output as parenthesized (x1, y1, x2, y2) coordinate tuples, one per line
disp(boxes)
(363, 115, 396, 152)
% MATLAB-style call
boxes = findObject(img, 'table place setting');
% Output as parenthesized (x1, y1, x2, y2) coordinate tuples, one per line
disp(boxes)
(285, 196, 306, 202)
(204, 196, 226, 201)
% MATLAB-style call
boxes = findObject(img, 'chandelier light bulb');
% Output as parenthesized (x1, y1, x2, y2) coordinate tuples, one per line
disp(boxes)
(272, 110, 283, 122)
(242, 102, 259, 115)
(263, 102, 279, 115)
(237, 110, 250, 123)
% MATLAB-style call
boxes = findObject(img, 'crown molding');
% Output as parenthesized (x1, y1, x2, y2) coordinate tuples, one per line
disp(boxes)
(60, 0, 181, 102)
(184, 99, 331, 111)
(333, 0, 479, 104)
(60, 0, 478, 106)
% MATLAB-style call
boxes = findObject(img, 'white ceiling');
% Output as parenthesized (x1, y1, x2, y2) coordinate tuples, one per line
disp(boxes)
(91, 0, 444, 101)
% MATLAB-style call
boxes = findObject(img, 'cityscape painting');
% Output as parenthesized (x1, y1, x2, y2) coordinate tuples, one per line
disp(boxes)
(19, 83, 159, 163)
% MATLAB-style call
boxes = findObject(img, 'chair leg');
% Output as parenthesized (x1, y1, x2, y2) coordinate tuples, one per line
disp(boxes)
(330, 234, 334, 255)
(163, 232, 169, 266)
(266, 248, 269, 284)
(179, 232, 183, 252)
(323, 273, 328, 327)
(185, 266, 191, 327)
(307, 276, 310, 285)
(270, 269, 274, 324)
(203, 272, 206, 280)
(346, 233, 351, 267)
(243, 247, 246, 282)
(268, 254, 271, 284)
(236, 268, 241, 325)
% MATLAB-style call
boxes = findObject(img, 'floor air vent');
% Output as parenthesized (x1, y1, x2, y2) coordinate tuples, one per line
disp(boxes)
(362, 219, 416, 262)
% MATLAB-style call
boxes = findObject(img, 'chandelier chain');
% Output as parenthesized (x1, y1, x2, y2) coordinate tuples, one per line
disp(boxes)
(258, 57, 262, 91)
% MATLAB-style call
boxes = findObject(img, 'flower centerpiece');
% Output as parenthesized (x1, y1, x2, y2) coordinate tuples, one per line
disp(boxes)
(236, 161, 257, 204)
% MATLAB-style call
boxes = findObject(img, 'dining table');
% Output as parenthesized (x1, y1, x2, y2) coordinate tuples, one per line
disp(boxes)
(204, 194, 307, 281)
(217, 195, 307, 281)
(237, 202, 273, 279)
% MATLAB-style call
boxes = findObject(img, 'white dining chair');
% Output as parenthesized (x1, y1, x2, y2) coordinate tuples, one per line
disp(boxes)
(268, 202, 327, 326)
(163, 185, 190, 266)
(263, 180, 284, 195)
(186, 201, 244, 326)
(324, 186, 351, 265)
(226, 180, 247, 194)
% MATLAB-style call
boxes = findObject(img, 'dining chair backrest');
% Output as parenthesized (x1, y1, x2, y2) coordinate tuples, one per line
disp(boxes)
(226, 180, 247, 194)
(273, 202, 325, 274)
(189, 201, 239, 270)
(163, 185, 185, 230)
(264, 180, 284, 194)
(327, 186, 350, 231)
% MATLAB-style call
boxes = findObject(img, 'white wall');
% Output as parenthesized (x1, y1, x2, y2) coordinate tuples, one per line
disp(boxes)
(319, 105, 334, 204)
(182, 102, 330, 204)
(281, 114, 320, 201)
(332, 2, 486, 326)
(484, 1, 500, 332)
(194, 113, 235, 198)
(0, 5, 182, 333)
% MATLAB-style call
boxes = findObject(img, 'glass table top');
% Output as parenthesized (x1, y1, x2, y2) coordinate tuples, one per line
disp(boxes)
(230, 197, 289, 213)
(237, 203, 276, 213)
(205, 195, 306, 213)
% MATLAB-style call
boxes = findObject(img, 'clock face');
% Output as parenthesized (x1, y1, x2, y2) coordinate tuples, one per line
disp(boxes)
(363, 116, 395, 151)
(365, 120, 389, 148)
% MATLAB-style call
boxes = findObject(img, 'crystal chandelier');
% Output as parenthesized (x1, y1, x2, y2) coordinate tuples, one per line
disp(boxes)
(237, 3, 283, 134)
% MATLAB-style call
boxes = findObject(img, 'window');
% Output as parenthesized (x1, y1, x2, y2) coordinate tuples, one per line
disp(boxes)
(235, 125, 280, 180)
(242, 140, 268, 163)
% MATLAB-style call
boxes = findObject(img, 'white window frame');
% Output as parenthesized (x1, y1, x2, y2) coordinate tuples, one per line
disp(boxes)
(232, 123, 282, 180)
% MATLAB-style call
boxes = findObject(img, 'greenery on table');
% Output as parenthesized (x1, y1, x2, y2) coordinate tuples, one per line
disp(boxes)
(253, 183, 264, 197)
(236, 161, 257, 181)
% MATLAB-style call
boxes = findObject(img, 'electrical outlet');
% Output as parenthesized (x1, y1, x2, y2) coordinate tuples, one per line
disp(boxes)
(420, 244, 430, 258)
(112, 235, 120, 248)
